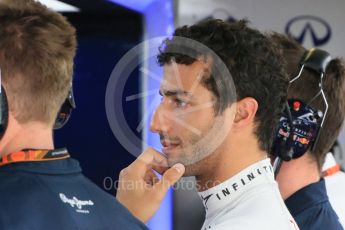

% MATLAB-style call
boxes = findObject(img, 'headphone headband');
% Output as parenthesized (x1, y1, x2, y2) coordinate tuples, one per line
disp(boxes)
(301, 48, 332, 74)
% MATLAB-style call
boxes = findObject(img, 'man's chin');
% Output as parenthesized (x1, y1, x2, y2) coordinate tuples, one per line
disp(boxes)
(167, 158, 199, 177)
(167, 157, 182, 168)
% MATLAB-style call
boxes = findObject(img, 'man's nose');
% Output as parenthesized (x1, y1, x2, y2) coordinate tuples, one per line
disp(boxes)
(150, 103, 172, 134)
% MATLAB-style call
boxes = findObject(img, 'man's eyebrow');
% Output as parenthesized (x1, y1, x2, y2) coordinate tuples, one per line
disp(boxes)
(159, 89, 195, 99)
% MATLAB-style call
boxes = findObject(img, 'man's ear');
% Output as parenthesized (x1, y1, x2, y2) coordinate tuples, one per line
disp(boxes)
(233, 97, 258, 127)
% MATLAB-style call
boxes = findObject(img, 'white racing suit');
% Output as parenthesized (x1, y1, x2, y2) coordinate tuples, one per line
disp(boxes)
(198, 159, 299, 230)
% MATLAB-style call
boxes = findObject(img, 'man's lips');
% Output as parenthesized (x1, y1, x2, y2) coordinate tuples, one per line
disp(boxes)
(161, 141, 180, 154)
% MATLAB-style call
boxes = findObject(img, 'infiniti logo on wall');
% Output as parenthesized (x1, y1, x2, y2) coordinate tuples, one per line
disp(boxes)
(285, 15, 331, 47)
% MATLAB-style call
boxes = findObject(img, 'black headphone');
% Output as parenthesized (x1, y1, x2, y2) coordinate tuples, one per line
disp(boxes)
(53, 85, 76, 130)
(272, 48, 332, 175)
(0, 68, 76, 136)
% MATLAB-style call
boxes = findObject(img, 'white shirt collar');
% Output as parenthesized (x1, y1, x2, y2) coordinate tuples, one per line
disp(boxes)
(198, 158, 275, 217)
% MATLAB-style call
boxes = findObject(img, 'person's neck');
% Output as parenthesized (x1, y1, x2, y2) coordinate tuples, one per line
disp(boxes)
(196, 135, 267, 192)
(0, 122, 54, 157)
(276, 152, 320, 200)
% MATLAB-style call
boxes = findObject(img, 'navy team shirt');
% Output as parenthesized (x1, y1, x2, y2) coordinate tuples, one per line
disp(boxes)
(285, 179, 343, 230)
(0, 158, 148, 230)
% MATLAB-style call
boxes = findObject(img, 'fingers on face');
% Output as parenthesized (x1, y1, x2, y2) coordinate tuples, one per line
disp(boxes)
(144, 169, 160, 186)
(130, 148, 169, 175)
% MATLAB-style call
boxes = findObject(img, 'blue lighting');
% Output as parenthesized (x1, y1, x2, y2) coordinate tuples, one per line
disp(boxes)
(107, 0, 157, 13)
(144, 1, 175, 230)
(107, 0, 175, 229)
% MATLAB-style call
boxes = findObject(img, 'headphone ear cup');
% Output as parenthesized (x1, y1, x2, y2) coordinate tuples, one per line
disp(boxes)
(54, 88, 75, 130)
(273, 99, 321, 162)
(272, 102, 295, 161)
(275, 125, 294, 161)
(283, 136, 295, 161)
(54, 99, 72, 129)
(0, 85, 9, 136)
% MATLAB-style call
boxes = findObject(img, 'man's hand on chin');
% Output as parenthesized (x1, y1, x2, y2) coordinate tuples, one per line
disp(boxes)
(116, 147, 185, 223)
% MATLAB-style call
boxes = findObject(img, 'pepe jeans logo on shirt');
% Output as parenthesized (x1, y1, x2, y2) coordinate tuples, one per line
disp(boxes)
(59, 193, 94, 214)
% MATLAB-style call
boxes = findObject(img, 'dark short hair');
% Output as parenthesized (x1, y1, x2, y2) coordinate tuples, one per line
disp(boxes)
(270, 32, 345, 168)
(157, 19, 289, 152)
